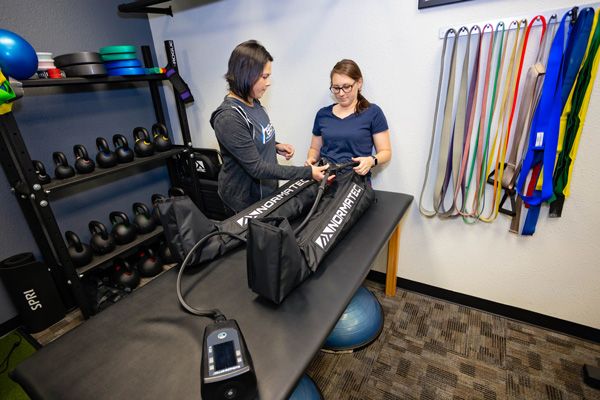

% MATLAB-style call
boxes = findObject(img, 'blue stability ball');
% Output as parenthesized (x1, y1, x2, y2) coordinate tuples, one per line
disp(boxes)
(323, 286, 384, 352)
(0, 29, 38, 80)
(288, 374, 322, 400)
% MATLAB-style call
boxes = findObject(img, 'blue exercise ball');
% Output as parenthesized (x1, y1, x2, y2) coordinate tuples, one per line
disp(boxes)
(288, 374, 322, 400)
(0, 29, 38, 80)
(323, 286, 384, 352)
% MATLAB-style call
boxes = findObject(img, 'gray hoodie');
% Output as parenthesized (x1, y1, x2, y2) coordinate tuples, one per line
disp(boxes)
(209, 96, 311, 212)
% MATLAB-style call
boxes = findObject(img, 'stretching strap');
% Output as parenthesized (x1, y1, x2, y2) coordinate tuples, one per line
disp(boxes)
(419, 28, 460, 217)
(521, 8, 594, 234)
(480, 20, 525, 222)
(550, 8, 600, 217)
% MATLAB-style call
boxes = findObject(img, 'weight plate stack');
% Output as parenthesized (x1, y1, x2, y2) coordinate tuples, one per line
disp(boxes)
(100, 45, 146, 76)
(35, 52, 57, 73)
(53, 52, 106, 77)
(99, 45, 145, 76)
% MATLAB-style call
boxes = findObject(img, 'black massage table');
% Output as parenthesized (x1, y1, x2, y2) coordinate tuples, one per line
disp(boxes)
(12, 190, 413, 400)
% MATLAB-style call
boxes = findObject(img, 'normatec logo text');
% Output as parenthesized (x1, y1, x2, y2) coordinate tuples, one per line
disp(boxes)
(236, 179, 310, 227)
(314, 184, 363, 249)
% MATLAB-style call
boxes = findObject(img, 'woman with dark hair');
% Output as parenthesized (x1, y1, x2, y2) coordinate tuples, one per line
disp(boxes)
(306, 59, 391, 177)
(210, 40, 328, 213)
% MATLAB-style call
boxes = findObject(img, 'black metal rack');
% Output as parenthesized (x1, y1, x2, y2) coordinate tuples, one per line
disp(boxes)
(0, 42, 193, 318)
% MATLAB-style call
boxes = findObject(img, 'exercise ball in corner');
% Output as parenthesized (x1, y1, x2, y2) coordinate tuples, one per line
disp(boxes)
(288, 374, 322, 400)
(322, 286, 384, 352)
(0, 29, 38, 80)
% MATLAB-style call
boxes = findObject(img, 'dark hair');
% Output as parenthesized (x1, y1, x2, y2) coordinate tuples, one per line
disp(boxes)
(225, 40, 273, 100)
(330, 59, 370, 114)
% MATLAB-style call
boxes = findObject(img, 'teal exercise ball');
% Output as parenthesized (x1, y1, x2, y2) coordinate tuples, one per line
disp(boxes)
(323, 286, 384, 352)
(0, 29, 38, 80)
(288, 374, 322, 400)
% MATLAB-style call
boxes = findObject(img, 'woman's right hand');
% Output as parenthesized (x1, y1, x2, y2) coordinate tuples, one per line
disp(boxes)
(311, 164, 329, 182)
(304, 157, 319, 166)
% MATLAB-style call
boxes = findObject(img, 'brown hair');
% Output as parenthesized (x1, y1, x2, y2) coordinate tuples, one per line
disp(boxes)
(226, 40, 273, 100)
(330, 59, 370, 114)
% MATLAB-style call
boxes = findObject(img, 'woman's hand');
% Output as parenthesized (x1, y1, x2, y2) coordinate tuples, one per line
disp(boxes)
(352, 156, 375, 176)
(310, 164, 329, 182)
(304, 156, 319, 166)
(276, 143, 295, 160)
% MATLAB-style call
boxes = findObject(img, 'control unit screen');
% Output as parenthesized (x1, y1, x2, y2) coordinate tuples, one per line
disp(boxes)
(213, 340, 237, 371)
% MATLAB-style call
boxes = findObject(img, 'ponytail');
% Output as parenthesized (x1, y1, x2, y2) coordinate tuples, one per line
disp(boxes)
(356, 91, 370, 114)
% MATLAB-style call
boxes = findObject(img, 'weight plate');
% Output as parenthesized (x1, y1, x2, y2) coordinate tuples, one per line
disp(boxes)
(54, 52, 103, 67)
(104, 59, 142, 69)
(62, 64, 107, 77)
(99, 45, 137, 55)
(101, 52, 137, 62)
(107, 67, 146, 76)
(36, 52, 53, 61)
(38, 61, 56, 68)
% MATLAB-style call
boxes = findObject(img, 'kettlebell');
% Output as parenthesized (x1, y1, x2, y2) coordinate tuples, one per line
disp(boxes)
(73, 144, 95, 174)
(32, 160, 51, 184)
(95, 137, 118, 168)
(151, 122, 173, 152)
(109, 211, 137, 245)
(112, 134, 134, 163)
(132, 202, 156, 234)
(136, 247, 163, 277)
(132, 127, 155, 157)
(65, 230, 93, 267)
(158, 241, 177, 264)
(53, 151, 75, 179)
(111, 258, 140, 290)
(151, 193, 167, 225)
(88, 220, 115, 255)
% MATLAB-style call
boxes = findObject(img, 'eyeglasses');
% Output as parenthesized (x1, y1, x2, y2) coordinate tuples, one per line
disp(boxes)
(329, 82, 355, 94)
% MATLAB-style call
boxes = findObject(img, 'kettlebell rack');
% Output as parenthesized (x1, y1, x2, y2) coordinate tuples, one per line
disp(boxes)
(0, 42, 197, 318)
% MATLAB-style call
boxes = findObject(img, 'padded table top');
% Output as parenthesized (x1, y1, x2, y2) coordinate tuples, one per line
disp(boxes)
(13, 190, 413, 400)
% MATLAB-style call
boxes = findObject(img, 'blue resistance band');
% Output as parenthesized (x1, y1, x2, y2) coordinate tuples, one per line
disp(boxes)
(521, 9, 594, 235)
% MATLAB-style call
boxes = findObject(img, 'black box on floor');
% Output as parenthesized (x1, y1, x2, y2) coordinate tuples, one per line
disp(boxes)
(0, 253, 66, 333)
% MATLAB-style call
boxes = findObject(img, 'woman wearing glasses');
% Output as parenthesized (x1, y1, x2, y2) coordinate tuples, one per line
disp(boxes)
(306, 59, 391, 177)
(210, 40, 329, 213)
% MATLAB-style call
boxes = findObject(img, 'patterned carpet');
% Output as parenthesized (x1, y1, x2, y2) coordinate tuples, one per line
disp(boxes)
(307, 281, 600, 400)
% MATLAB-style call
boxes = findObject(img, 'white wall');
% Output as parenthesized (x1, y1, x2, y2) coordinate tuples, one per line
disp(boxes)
(149, 0, 600, 328)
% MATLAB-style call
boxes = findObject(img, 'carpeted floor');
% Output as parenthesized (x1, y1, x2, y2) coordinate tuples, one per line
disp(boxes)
(307, 281, 600, 400)
(0, 330, 36, 400)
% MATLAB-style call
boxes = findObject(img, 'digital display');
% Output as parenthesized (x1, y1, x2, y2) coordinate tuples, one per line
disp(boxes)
(213, 340, 237, 371)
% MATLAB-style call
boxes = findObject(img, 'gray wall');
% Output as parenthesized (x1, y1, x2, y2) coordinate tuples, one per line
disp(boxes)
(0, 0, 173, 323)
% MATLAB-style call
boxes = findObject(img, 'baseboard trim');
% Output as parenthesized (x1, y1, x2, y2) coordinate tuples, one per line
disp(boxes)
(366, 271, 600, 344)
(0, 316, 22, 337)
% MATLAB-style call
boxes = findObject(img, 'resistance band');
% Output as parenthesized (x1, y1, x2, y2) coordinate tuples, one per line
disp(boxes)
(480, 20, 525, 222)
(517, 12, 571, 234)
(451, 25, 483, 219)
(438, 27, 472, 218)
(520, 8, 594, 234)
(459, 24, 496, 221)
(550, 8, 600, 217)
(419, 28, 460, 217)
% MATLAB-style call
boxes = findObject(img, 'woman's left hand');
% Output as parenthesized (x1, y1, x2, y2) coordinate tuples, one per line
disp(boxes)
(352, 156, 375, 176)
(276, 143, 295, 160)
